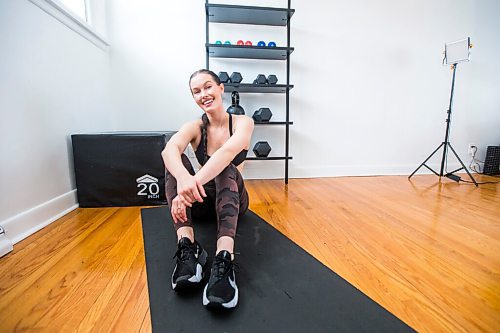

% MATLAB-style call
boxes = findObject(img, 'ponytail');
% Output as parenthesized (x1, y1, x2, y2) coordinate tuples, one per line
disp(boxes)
(200, 113, 209, 164)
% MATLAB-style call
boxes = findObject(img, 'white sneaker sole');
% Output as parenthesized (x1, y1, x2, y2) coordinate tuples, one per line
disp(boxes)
(171, 249, 208, 290)
(202, 282, 239, 308)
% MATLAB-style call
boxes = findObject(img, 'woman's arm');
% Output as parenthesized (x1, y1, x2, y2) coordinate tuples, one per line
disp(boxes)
(161, 120, 206, 205)
(195, 115, 254, 185)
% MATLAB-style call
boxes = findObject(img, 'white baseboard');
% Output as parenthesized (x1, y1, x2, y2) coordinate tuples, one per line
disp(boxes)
(1, 190, 79, 245)
(242, 162, 462, 180)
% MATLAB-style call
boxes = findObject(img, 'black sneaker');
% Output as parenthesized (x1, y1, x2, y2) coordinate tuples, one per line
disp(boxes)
(171, 237, 208, 290)
(203, 250, 238, 308)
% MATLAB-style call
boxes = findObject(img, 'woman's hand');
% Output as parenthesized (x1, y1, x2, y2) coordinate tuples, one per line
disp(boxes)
(171, 195, 188, 223)
(176, 174, 206, 206)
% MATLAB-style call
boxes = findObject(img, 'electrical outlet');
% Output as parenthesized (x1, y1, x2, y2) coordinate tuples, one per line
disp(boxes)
(468, 143, 476, 157)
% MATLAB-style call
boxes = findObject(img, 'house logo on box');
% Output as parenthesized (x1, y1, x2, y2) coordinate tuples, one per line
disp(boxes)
(136, 174, 160, 199)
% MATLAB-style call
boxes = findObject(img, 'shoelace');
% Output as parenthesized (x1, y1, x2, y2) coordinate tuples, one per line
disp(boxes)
(212, 255, 239, 280)
(173, 244, 194, 262)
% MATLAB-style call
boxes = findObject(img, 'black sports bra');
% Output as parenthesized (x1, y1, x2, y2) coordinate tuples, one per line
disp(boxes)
(195, 113, 248, 166)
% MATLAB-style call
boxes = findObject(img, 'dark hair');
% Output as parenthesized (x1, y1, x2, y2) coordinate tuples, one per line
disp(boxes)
(189, 69, 221, 88)
(189, 69, 222, 165)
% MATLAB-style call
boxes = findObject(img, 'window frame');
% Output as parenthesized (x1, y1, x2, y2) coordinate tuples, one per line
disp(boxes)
(28, 0, 109, 50)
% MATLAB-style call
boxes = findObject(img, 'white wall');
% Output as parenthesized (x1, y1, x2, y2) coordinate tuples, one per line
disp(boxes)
(291, 0, 500, 177)
(0, 0, 113, 243)
(106, 0, 500, 179)
(1, 0, 498, 245)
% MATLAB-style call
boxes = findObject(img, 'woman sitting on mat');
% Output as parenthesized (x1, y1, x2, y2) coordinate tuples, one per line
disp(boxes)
(161, 69, 254, 309)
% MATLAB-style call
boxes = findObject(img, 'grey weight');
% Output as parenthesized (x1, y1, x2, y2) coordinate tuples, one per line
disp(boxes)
(267, 75, 278, 85)
(253, 141, 272, 158)
(218, 71, 230, 83)
(252, 108, 273, 122)
(253, 74, 267, 85)
(230, 72, 242, 84)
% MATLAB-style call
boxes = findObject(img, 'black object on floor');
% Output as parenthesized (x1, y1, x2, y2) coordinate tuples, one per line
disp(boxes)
(141, 206, 414, 333)
(72, 132, 175, 207)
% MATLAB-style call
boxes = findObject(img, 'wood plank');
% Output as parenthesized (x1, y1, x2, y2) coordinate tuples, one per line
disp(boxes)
(246, 175, 500, 333)
(0, 175, 498, 332)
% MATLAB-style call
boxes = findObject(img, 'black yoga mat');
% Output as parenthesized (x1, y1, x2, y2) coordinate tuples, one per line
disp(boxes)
(141, 206, 414, 333)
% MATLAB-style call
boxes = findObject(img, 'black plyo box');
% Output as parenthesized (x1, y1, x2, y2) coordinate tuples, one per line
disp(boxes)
(71, 132, 175, 207)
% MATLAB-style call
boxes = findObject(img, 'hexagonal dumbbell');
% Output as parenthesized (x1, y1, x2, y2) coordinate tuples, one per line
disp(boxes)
(267, 75, 278, 85)
(230, 72, 242, 84)
(253, 74, 267, 85)
(252, 108, 273, 122)
(218, 71, 230, 83)
(253, 141, 272, 158)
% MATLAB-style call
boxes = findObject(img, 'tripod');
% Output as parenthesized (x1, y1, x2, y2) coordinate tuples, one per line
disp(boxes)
(408, 63, 478, 186)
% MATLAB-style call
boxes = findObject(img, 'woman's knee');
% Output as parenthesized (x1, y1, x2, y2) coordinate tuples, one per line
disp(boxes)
(214, 163, 240, 187)
(216, 163, 237, 178)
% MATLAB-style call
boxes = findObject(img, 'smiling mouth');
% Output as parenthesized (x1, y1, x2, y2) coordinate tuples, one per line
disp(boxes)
(202, 99, 214, 107)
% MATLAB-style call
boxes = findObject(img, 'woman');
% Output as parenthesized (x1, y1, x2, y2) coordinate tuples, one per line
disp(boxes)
(161, 69, 254, 309)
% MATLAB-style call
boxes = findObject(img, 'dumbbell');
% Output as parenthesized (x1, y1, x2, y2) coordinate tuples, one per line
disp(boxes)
(230, 72, 243, 84)
(257, 41, 266, 47)
(267, 75, 278, 85)
(215, 40, 222, 45)
(237, 40, 244, 45)
(253, 141, 272, 158)
(224, 41, 231, 45)
(252, 108, 272, 122)
(253, 74, 267, 85)
(268, 41, 276, 47)
(218, 71, 230, 83)
(245, 41, 252, 46)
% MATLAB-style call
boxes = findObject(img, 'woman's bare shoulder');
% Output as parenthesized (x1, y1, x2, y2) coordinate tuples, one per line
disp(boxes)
(179, 118, 202, 133)
(233, 114, 254, 130)
(172, 118, 202, 144)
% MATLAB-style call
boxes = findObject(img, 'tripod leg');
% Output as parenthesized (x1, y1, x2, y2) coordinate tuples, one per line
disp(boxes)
(408, 143, 444, 179)
(447, 143, 478, 186)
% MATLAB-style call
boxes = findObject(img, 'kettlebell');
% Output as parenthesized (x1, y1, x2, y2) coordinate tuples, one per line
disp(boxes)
(226, 91, 245, 115)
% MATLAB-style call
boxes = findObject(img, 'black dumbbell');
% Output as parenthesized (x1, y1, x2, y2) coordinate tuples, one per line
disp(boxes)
(230, 72, 242, 84)
(253, 141, 272, 157)
(253, 74, 267, 85)
(218, 71, 230, 83)
(252, 108, 272, 122)
(267, 75, 278, 85)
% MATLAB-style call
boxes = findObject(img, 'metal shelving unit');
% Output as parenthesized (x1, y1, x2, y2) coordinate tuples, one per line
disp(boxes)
(205, 1, 294, 183)
(222, 83, 293, 94)
(254, 121, 294, 125)
(206, 44, 294, 60)
(207, 3, 294, 26)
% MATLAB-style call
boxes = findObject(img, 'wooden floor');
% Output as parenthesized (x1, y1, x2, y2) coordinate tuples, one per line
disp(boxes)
(0, 175, 499, 332)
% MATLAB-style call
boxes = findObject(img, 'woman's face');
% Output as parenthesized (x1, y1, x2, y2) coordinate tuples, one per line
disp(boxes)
(190, 73, 224, 114)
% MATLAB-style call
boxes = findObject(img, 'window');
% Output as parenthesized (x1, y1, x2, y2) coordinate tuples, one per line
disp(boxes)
(58, 0, 88, 23)
(28, 0, 108, 50)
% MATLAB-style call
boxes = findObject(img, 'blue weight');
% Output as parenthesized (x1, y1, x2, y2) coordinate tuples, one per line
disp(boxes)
(257, 41, 266, 47)
(268, 41, 277, 47)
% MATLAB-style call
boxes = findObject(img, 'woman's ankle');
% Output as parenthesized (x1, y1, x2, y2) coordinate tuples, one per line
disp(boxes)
(216, 236, 235, 260)
(177, 227, 195, 243)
